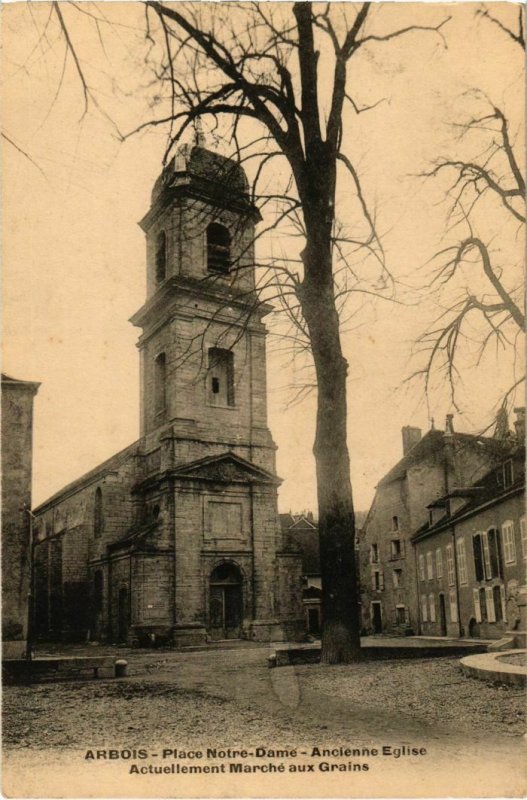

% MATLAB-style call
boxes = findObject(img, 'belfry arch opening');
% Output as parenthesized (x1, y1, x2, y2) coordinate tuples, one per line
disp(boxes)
(207, 223, 231, 273)
(209, 562, 243, 640)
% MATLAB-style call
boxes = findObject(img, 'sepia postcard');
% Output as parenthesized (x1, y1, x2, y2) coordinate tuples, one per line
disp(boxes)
(2, 1, 525, 797)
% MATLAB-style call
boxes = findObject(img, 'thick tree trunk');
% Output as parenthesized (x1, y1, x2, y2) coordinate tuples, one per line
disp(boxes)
(300, 235, 362, 664)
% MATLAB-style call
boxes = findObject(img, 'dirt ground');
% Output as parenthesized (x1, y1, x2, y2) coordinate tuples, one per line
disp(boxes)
(3, 646, 526, 798)
(3, 647, 525, 750)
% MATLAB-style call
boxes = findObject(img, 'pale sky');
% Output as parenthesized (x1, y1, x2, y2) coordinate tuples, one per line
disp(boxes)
(2, 2, 524, 513)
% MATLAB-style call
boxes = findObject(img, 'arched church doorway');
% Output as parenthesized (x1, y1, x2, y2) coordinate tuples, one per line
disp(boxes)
(209, 563, 243, 640)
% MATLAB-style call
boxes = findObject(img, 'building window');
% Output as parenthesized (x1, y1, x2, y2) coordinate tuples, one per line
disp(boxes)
(390, 539, 402, 559)
(474, 529, 504, 579)
(479, 587, 487, 621)
(371, 569, 384, 591)
(456, 538, 468, 585)
(418, 553, 425, 581)
(396, 605, 406, 625)
(428, 593, 436, 622)
(473, 533, 484, 581)
(446, 544, 455, 586)
(420, 594, 428, 622)
(392, 515, 399, 531)
(502, 459, 514, 488)
(155, 230, 167, 283)
(436, 548, 443, 578)
(492, 585, 503, 622)
(521, 516, 527, 560)
(449, 588, 458, 623)
(426, 551, 434, 580)
(393, 568, 403, 588)
(481, 530, 492, 578)
(94, 487, 103, 538)
(370, 543, 379, 564)
(154, 352, 167, 415)
(485, 586, 496, 622)
(208, 348, 234, 407)
(502, 521, 516, 565)
(207, 223, 231, 273)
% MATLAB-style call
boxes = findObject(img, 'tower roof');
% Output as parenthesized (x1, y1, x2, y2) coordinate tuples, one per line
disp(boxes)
(141, 144, 258, 231)
(152, 145, 249, 202)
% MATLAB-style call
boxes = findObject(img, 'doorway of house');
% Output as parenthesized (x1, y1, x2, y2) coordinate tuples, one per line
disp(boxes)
(118, 586, 129, 643)
(209, 563, 243, 640)
(371, 601, 382, 634)
(307, 606, 321, 635)
(439, 593, 447, 636)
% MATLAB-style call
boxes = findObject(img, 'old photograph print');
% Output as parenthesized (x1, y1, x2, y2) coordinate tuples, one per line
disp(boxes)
(2, 1, 526, 797)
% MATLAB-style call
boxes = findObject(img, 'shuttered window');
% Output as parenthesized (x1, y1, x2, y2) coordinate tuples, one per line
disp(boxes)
(421, 594, 428, 622)
(521, 517, 527, 560)
(456, 538, 468, 585)
(485, 586, 496, 622)
(426, 552, 434, 580)
(428, 593, 436, 622)
(502, 521, 516, 565)
(473, 534, 484, 581)
(436, 548, 443, 578)
(418, 554, 425, 581)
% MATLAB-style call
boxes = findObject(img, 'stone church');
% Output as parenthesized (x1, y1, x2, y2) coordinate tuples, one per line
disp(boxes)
(33, 143, 304, 646)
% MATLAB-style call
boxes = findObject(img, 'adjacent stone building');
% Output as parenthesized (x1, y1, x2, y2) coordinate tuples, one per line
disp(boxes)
(360, 416, 511, 635)
(32, 144, 304, 646)
(413, 434, 525, 641)
(2, 373, 40, 658)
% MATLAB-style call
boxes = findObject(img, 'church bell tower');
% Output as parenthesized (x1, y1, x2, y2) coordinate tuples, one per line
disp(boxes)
(129, 143, 303, 645)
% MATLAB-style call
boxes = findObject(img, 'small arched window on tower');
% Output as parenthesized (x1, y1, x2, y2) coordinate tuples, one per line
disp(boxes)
(207, 223, 231, 274)
(208, 348, 234, 406)
(154, 352, 167, 416)
(94, 487, 103, 538)
(155, 231, 167, 283)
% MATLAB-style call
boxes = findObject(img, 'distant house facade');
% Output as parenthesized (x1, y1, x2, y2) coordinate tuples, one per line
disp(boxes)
(281, 510, 366, 636)
(413, 437, 526, 641)
(1, 373, 40, 659)
(361, 416, 512, 636)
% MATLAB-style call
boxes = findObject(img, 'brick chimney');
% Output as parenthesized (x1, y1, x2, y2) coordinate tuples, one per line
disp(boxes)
(494, 406, 510, 440)
(402, 425, 422, 456)
(445, 413, 455, 436)
(514, 407, 525, 443)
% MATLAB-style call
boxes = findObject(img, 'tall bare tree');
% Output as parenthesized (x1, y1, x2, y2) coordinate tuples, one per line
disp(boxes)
(131, 1, 450, 662)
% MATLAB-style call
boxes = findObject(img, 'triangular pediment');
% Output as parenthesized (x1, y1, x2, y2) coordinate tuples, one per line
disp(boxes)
(171, 451, 280, 485)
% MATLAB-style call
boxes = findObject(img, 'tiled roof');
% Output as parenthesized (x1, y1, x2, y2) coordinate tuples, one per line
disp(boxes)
(379, 429, 508, 487)
(412, 447, 525, 541)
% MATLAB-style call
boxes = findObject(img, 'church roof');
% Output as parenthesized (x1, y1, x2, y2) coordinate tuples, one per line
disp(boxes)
(151, 145, 249, 203)
(34, 439, 141, 514)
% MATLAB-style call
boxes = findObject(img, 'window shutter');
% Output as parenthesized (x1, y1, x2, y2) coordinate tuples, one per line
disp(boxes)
(486, 587, 496, 622)
(473, 535, 484, 581)
(421, 595, 428, 622)
(379, 569, 385, 591)
(500, 585, 507, 622)
(473, 588, 482, 623)
(429, 594, 436, 622)
(449, 589, 458, 623)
